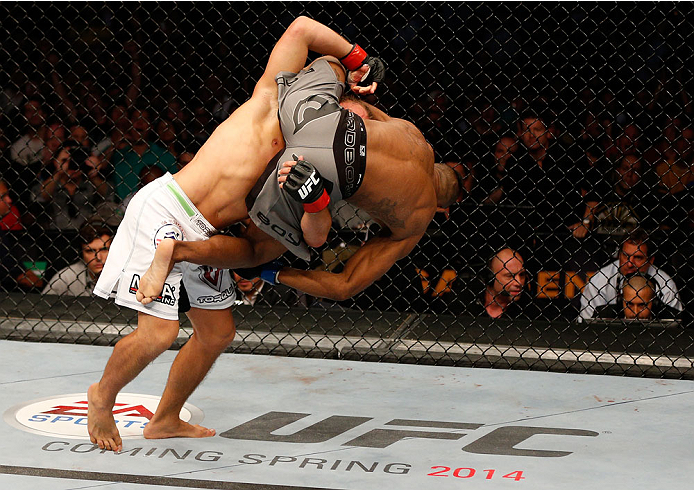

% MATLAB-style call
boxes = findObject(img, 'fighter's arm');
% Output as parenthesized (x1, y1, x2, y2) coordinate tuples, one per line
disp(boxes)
(253, 16, 354, 96)
(173, 222, 286, 269)
(276, 233, 422, 301)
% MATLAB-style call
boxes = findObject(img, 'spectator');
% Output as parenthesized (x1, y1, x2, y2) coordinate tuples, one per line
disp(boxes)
(468, 248, 530, 319)
(202, 71, 237, 122)
(33, 141, 113, 230)
(578, 228, 683, 322)
(593, 273, 681, 321)
(0, 179, 43, 291)
(178, 151, 195, 169)
(188, 105, 215, 146)
(501, 110, 585, 255)
(40, 120, 68, 170)
(470, 102, 503, 141)
(0, 179, 22, 231)
(605, 123, 642, 161)
(232, 271, 308, 307)
(0, 123, 10, 154)
(577, 111, 610, 153)
(69, 124, 91, 148)
(9, 98, 47, 168)
(644, 114, 681, 166)
(41, 222, 112, 296)
(654, 125, 694, 195)
(155, 118, 185, 158)
(474, 133, 518, 204)
(8, 114, 66, 211)
(120, 164, 165, 211)
(111, 107, 177, 201)
(414, 90, 459, 160)
(93, 102, 131, 161)
(575, 154, 660, 238)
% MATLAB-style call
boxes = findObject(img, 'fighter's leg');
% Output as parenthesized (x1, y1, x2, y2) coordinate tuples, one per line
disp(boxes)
(88, 312, 181, 451)
(143, 307, 236, 440)
(137, 228, 287, 304)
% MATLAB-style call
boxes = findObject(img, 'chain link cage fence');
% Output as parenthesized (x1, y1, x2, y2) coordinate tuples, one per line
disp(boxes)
(1, 2, 693, 379)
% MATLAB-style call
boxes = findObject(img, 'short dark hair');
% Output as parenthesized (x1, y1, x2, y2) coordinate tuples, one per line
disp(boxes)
(622, 228, 652, 256)
(78, 222, 113, 247)
(519, 102, 556, 128)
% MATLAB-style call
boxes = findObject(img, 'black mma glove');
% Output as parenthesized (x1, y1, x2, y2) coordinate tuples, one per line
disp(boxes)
(283, 158, 331, 213)
(340, 43, 386, 87)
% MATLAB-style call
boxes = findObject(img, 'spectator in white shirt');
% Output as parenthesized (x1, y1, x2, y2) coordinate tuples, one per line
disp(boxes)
(579, 228, 682, 322)
(42, 222, 113, 296)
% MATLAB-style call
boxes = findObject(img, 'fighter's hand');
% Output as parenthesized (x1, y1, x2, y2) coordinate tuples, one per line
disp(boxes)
(348, 65, 378, 95)
(340, 43, 385, 95)
(277, 157, 301, 190)
(278, 156, 331, 213)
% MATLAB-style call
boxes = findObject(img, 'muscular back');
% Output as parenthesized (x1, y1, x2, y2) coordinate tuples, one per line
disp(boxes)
(348, 114, 437, 240)
(174, 90, 284, 230)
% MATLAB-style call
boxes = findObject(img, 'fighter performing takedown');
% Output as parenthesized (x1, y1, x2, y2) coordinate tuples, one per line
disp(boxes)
(134, 37, 463, 304)
(88, 17, 383, 452)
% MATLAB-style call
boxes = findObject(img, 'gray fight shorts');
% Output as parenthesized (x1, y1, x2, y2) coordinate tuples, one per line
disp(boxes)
(245, 59, 367, 260)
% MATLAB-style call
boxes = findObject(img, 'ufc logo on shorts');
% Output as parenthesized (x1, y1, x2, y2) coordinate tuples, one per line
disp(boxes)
(298, 170, 321, 200)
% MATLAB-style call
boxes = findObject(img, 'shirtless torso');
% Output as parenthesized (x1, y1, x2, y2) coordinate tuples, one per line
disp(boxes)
(174, 93, 284, 229)
(349, 113, 437, 240)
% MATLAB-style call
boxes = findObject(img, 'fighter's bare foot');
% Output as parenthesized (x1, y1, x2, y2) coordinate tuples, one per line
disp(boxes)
(143, 418, 216, 440)
(87, 383, 122, 452)
(136, 239, 177, 304)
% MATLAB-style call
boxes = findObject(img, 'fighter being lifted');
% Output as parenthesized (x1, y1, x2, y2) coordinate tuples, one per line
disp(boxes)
(135, 29, 462, 307)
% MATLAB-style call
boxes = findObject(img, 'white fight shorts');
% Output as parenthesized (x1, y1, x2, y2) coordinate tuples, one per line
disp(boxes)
(94, 173, 235, 320)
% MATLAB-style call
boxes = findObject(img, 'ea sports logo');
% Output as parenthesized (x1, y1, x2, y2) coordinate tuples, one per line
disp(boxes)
(3, 393, 203, 439)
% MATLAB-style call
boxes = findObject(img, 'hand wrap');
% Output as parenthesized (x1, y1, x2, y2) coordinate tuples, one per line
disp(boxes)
(340, 43, 386, 87)
(235, 260, 284, 285)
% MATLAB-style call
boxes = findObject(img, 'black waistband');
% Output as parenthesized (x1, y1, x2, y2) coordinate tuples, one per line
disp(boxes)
(332, 109, 367, 199)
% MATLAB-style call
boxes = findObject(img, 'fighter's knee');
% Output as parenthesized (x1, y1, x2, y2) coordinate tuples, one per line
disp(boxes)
(305, 234, 328, 248)
(188, 309, 236, 349)
(136, 314, 181, 348)
(144, 325, 180, 351)
(197, 327, 236, 350)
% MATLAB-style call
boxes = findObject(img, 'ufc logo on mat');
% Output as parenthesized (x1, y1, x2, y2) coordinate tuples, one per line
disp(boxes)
(220, 411, 599, 458)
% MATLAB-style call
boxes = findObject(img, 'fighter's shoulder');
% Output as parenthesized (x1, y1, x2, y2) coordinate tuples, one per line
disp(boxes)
(243, 86, 279, 119)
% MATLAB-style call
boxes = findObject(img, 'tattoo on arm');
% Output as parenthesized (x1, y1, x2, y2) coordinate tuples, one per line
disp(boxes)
(368, 198, 406, 230)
